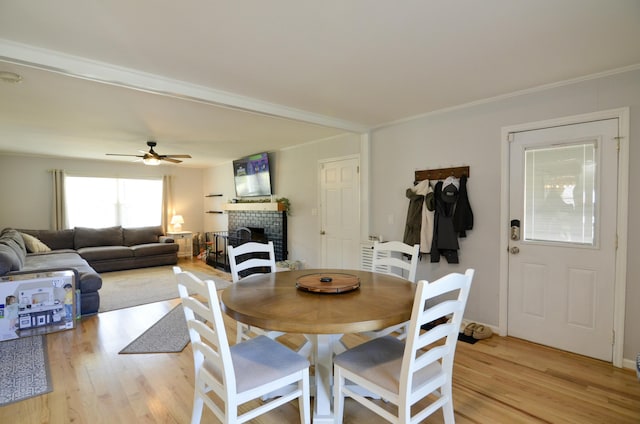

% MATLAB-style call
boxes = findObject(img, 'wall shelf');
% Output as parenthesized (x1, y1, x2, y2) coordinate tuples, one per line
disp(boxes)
(205, 194, 224, 214)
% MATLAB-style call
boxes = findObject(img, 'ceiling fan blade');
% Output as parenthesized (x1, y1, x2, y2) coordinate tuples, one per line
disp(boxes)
(107, 142, 190, 164)
(161, 154, 192, 158)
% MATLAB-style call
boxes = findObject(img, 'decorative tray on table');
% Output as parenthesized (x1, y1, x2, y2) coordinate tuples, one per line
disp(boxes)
(296, 273, 360, 294)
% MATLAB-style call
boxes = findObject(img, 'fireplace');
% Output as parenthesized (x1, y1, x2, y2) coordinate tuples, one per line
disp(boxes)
(206, 210, 287, 271)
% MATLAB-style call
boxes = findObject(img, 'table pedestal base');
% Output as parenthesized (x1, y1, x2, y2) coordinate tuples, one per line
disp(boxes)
(309, 334, 340, 423)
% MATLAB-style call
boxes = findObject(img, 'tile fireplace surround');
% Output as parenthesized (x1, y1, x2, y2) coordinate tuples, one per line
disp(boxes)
(227, 210, 288, 261)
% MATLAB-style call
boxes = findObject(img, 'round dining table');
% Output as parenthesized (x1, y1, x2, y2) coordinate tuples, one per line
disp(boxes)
(220, 268, 417, 424)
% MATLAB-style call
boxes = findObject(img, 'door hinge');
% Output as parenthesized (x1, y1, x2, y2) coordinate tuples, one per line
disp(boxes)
(615, 234, 618, 250)
(612, 329, 615, 345)
(507, 133, 515, 142)
(357, 165, 360, 174)
(614, 136, 624, 152)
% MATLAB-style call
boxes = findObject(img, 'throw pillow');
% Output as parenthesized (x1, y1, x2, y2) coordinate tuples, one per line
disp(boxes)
(21, 232, 51, 253)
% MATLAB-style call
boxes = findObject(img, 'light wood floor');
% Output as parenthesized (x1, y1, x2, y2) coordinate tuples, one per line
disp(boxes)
(2, 258, 639, 423)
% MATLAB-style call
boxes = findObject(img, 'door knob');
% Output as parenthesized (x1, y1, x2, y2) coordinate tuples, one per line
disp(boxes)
(510, 246, 520, 254)
(320, 230, 326, 235)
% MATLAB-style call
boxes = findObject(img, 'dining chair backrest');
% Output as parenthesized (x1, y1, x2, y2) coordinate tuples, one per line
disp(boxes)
(174, 266, 236, 421)
(402, 269, 474, 396)
(174, 266, 311, 424)
(372, 240, 420, 282)
(228, 241, 277, 282)
(333, 268, 474, 424)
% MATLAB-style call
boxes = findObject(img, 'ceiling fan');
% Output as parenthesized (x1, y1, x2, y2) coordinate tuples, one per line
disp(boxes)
(106, 141, 192, 165)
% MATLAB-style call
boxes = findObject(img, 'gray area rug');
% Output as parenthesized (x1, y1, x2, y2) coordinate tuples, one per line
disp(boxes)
(99, 265, 231, 312)
(0, 335, 52, 405)
(119, 304, 191, 354)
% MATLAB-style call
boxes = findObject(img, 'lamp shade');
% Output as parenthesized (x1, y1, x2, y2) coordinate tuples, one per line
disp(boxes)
(171, 215, 184, 231)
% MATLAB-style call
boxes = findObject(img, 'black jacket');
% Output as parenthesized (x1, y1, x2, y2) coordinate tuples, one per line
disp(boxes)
(453, 175, 474, 237)
(430, 181, 459, 263)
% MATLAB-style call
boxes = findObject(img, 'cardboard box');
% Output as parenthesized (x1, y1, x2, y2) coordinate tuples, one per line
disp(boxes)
(0, 270, 76, 341)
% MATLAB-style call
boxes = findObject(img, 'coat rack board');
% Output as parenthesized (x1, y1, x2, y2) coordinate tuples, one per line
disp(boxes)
(414, 166, 470, 183)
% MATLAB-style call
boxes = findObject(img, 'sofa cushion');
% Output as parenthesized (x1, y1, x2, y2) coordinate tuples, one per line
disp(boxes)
(21, 232, 52, 253)
(21, 229, 76, 250)
(0, 245, 21, 274)
(21, 252, 102, 293)
(131, 242, 179, 257)
(123, 226, 163, 247)
(74, 226, 123, 249)
(0, 228, 26, 268)
(77, 246, 134, 262)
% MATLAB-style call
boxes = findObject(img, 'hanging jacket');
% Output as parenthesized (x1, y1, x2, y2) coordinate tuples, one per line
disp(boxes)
(453, 175, 474, 237)
(403, 187, 423, 248)
(430, 181, 459, 263)
(413, 179, 434, 254)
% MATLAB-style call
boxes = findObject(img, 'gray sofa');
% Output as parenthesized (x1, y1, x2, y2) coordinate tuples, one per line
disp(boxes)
(0, 226, 179, 315)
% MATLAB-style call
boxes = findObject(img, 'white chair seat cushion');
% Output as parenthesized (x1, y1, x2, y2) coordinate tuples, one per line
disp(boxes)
(333, 336, 443, 394)
(230, 335, 310, 393)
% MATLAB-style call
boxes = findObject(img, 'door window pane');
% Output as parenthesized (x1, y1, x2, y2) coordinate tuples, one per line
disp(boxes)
(523, 141, 597, 245)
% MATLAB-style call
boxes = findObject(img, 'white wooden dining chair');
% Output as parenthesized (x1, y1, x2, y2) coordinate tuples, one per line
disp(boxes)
(333, 269, 474, 424)
(361, 240, 420, 340)
(175, 267, 311, 424)
(227, 241, 286, 344)
(372, 240, 420, 283)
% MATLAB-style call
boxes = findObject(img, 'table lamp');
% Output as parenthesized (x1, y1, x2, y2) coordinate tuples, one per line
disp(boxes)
(171, 215, 184, 231)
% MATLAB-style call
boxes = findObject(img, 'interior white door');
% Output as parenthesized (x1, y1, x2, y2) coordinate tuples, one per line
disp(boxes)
(508, 119, 618, 361)
(320, 157, 360, 269)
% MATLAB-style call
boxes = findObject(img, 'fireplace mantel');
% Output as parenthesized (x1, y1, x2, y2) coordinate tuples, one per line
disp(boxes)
(223, 202, 286, 212)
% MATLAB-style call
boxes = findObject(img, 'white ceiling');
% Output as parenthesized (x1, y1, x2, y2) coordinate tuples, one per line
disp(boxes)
(0, 1, 639, 167)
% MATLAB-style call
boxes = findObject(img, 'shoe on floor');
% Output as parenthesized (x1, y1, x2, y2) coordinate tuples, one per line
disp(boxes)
(463, 322, 477, 337)
(472, 325, 493, 340)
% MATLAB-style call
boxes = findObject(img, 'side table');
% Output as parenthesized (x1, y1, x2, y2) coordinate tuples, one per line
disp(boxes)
(167, 231, 193, 259)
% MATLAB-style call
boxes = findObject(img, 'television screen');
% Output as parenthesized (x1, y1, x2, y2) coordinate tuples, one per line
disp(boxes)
(232, 152, 273, 197)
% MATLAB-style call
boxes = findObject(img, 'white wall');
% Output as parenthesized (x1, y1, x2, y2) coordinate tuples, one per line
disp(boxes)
(369, 68, 640, 362)
(0, 155, 204, 233)
(203, 133, 361, 267)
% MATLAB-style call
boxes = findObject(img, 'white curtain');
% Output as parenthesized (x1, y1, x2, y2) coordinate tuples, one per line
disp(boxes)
(162, 175, 174, 234)
(51, 169, 67, 230)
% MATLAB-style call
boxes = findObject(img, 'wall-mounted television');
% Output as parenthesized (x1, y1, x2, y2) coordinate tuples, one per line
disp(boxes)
(232, 152, 273, 197)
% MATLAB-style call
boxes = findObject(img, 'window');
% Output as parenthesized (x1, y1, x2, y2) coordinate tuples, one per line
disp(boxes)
(65, 176, 163, 228)
(523, 141, 597, 245)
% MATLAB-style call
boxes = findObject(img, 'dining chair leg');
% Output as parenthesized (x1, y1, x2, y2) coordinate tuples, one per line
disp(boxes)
(333, 366, 345, 424)
(299, 372, 311, 424)
(442, 383, 455, 424)
(191, 390, 204, 424)
(236, 322, 244, 344)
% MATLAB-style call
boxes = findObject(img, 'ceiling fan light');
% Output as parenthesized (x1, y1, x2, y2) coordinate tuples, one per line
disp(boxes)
(143, 157, 160, 166)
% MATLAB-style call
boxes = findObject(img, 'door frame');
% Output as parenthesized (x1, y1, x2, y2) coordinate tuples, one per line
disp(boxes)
(499, 108, 629, 367)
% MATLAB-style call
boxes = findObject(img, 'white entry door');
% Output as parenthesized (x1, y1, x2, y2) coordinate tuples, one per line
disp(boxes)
(320, 156, 360, 269)
(508, 119, 619, 361)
